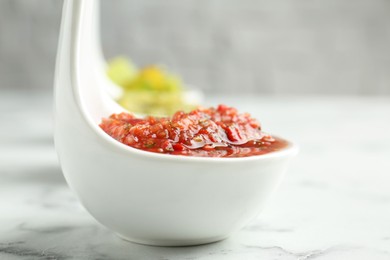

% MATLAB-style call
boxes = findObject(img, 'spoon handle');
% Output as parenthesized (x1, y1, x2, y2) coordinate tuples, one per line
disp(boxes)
(55, 0, 123, 124)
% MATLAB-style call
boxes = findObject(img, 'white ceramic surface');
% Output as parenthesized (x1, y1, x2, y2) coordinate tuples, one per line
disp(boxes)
(53, 0, 297, 246)
(2, 93, 390, 259)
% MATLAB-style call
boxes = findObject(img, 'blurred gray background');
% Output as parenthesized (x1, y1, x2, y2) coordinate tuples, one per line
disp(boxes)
(0, 0, 389, 95)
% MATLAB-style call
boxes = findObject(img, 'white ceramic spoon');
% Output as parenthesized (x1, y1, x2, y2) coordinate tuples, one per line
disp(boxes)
(54, 0, 298, 246)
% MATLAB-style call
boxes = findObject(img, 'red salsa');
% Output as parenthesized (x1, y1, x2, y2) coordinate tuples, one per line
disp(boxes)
(99, 105, 288, 157)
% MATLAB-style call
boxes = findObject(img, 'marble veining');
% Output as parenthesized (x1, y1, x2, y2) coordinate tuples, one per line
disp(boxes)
(1, 93, 390, 259)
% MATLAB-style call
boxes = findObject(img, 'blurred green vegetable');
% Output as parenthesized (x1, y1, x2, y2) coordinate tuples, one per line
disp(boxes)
(107, 57, 195, 116)
(107, 57, 138, 87)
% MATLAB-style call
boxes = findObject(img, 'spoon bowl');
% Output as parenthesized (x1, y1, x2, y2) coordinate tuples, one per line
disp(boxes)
(54, 0, 298, 246)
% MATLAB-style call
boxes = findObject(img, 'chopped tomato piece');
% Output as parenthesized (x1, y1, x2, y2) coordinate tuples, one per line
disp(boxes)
(99, 105, 287, 158)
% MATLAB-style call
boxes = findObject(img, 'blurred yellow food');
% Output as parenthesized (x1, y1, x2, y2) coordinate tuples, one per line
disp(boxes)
(107, 57, 194, 116)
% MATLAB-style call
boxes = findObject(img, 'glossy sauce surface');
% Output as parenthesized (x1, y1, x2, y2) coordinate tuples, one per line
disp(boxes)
(100, 105, 288, 157)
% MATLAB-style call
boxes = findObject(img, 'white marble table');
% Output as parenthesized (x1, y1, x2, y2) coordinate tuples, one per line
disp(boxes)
(1, 91, 389, 260)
